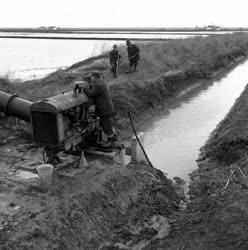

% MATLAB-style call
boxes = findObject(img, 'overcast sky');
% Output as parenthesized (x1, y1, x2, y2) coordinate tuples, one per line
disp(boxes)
(1, 0, 248, 28)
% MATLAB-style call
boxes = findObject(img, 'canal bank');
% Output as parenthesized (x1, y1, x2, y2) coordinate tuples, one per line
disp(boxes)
(146, 65, 248, 250)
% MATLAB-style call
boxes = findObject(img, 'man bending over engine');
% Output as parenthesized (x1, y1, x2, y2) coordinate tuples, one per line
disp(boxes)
(83, 71, 117, 146)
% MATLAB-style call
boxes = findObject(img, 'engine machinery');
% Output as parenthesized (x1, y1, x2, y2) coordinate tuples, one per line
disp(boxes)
(0, 82, 123, 165)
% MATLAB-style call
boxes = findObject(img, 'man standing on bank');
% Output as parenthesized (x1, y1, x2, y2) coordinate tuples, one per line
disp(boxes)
(83, 71, 117, 146)
(126, 40, 140, 73)
(109, 44, 121, 77)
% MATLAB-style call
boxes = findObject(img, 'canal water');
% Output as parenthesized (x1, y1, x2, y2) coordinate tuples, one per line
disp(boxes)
(144, 59, 248, 182)
(0, 37, 112, 80)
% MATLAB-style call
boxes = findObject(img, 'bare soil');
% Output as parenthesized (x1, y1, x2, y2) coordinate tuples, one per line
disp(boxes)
(0, 141, 184, 249)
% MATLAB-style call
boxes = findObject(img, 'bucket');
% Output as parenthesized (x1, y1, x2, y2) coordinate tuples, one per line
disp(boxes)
(36, 164, 54, 185)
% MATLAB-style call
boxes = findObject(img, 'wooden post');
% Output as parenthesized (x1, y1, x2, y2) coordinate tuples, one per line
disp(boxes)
(113, 148, 126, 166)
(131, 132, 147, 163)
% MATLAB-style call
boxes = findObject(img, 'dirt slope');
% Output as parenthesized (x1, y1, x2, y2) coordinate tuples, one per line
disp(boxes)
(0, 142, 183, 250)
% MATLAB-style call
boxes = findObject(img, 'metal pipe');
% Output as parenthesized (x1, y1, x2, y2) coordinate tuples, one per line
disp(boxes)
(0, 91, 32, 122)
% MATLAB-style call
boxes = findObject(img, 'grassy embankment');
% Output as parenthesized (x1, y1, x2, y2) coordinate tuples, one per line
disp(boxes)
(1, 33, 248, 143)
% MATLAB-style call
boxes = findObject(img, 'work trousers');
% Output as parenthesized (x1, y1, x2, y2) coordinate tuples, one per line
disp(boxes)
(100, 113, 114, 136)
(129, 59, 139, 72)
(111, 62, 118, 77)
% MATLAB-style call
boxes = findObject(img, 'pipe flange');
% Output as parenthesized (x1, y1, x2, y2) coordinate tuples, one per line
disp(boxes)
(4, 94, 18, 116)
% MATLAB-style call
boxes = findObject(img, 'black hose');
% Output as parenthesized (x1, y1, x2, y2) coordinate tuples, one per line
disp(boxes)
(128, 111, 155, 169)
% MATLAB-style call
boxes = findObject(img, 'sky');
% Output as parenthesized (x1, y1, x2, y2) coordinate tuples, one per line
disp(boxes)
(1, 0, 248, 28)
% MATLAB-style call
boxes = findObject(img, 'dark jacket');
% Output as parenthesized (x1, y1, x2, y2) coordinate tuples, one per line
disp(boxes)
(109, 50, 121, 65)
(127, 44, 140, 62)
(83, 79, 115, 117)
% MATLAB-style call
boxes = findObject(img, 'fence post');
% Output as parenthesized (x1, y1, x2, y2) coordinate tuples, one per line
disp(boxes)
(131, 132, 147, 163)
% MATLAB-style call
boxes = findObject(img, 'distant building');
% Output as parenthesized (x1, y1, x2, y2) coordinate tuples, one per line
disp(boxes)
(38, 26, 60, 31)
(206, 25, 222, 31)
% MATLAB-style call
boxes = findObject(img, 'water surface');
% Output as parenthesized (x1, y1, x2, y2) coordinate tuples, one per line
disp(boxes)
(144, 60, 248, 181)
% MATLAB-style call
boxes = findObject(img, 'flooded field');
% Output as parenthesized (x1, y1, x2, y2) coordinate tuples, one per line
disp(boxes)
(0, 31, 231, 80)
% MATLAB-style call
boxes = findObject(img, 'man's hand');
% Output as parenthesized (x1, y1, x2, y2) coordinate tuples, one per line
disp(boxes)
(74, 81, 88, 91)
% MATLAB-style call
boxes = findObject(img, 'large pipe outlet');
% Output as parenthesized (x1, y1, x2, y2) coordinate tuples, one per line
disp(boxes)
(0, 91, 32, 122)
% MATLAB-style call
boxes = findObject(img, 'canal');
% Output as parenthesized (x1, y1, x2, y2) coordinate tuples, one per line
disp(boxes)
(144, 59, 248, 181)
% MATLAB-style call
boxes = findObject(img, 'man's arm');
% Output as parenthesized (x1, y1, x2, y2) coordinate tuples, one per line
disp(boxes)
(135, 45, 140, 55)
(118, 52, 121, 60)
